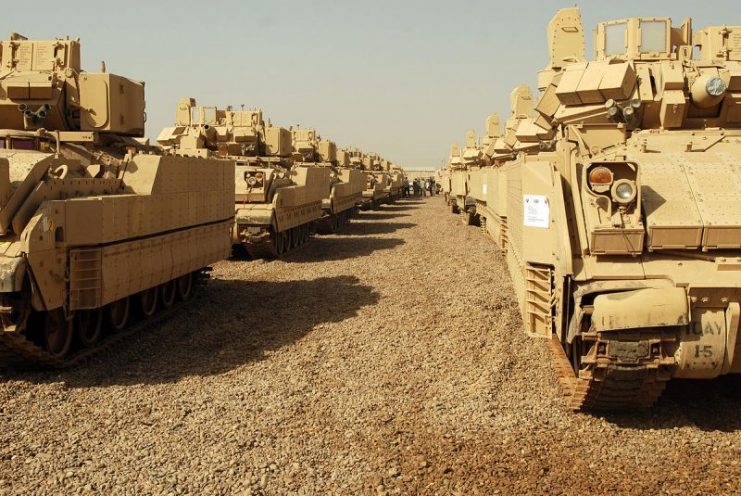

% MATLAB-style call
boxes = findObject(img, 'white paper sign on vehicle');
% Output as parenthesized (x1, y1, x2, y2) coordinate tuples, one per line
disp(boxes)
(482, 183, 488, 195)
(523, 195, 550, 229)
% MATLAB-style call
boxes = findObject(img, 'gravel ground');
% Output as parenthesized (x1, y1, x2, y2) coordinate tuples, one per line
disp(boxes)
(1, 197, 740, 495)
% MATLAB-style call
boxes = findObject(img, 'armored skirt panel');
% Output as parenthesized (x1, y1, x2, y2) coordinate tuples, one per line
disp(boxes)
(330, 169, 365, 215)
(14, 154, 235, 312)
(450, 170, 468, 198)
(389, 172, 405, 191)
(467, 169, 486, 203)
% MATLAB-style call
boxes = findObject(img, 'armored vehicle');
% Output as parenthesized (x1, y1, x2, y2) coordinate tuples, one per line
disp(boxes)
(352, 149, 386, 209)
(366, 153, 392, 207)
(379, 158, 404, 202)
(291, 129, 365, 233)
(0, 34, 234, 366)
(158, 100, 330, 258)
(390, 164, 407, 197)
(478, 8, 741, 410)
(437, 166, 452, 200)
(463, 115, 500, 228)
(446, 143, 468, 214)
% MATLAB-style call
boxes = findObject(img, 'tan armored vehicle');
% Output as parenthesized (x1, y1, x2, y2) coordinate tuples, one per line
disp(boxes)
(352, 149, 385, 209)
(291, 129, 365, 233)
(366, 153, 393, 206)
(379, 158, 404, 202)
(465, 115, 501, 227)
(159, 100, 330, 257)
(477, 8, 741, 410)
(434, 167, 448, 196)
(0, 34, 234, 365)
(438, 166, 452, 200)
(447, 143, 468, 214)
(459, 118, 503, 225)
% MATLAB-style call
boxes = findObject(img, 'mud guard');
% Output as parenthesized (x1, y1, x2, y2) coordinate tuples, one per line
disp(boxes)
(591, 287, 689, 332)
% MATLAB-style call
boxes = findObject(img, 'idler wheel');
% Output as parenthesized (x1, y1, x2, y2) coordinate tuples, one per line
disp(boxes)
(43, 310, 73, 358)
(108, 297, 130, 331)
(177, 273, 194, 301)
(161, 280, 177, 308)
(139, 287, 158, 318)
(75, 308, 103, 347)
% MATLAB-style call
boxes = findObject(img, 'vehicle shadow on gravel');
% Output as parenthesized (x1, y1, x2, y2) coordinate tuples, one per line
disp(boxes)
(356, 212, 411, 220)
(285, 236, 405, 263)
(597, 376, 741, 432)
(17, 276, 380, 388)
(376, 205, 419, 212)
(338, 222, 416, 236)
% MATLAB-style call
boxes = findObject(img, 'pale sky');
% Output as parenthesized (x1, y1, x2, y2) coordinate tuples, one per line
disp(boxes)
(4, 1, 738, 169)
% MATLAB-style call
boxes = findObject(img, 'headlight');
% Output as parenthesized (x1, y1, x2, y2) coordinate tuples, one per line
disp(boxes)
(612, 179, 636, 204)
(247, 176, 257, 186)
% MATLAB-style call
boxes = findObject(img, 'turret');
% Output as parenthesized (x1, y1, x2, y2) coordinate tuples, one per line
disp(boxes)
(158, 98, 292, 159)
(291, 127, 336, 163)
(532, 9, 741, 143)
(0, 34, 145, 136)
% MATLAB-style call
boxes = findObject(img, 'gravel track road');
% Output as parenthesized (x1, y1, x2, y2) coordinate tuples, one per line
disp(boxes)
(1, 197, 739, 495)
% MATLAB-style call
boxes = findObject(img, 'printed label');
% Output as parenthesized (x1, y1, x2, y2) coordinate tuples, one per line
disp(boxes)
(523, 195, 549, 229)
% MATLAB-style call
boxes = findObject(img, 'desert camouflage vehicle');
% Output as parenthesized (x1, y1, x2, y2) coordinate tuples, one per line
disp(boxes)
(158, 100, 330, 258)
(356, 150, 387, 209)
(437, 167, 451, 199)
(0, 34, 234, 366)
(460, 117, 501, 226)
(477, 8, 741, 410)
(290, 129, 364, 233)
(446, 143, 466, 214)
(379, 158, 404, 202)
(390, 164, 407, 197)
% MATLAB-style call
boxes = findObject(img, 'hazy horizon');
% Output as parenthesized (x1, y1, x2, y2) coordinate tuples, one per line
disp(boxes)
(4, 1, 738, 170)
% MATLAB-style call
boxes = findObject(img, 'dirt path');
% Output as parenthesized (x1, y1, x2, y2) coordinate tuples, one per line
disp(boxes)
(1, 198, 739, 495)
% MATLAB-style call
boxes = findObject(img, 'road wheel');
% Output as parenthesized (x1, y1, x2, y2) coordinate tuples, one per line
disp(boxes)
(177, 272, 194, 301)
(161, 280, 177, 308)
(108, 297, 130, 331)
(139, 287, 158, 318)
(76, 308, 102, 347)
(43, 310, 73, 358)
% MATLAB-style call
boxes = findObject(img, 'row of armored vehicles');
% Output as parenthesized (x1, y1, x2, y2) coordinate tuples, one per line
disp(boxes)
(440, 9, 741, 410)
(0, 33, 405, 366)
(158, 100, 406, 256)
